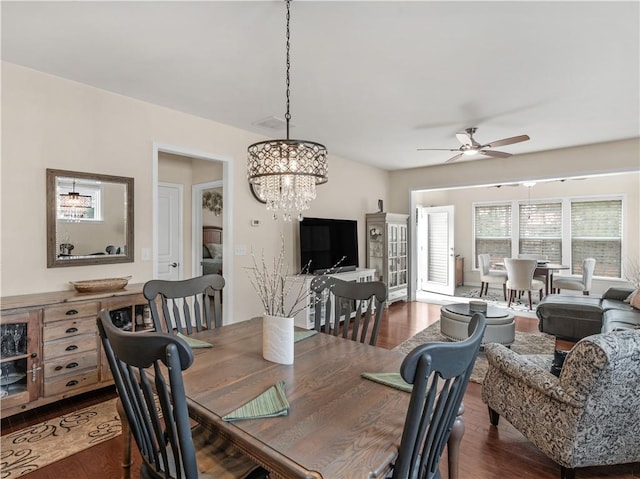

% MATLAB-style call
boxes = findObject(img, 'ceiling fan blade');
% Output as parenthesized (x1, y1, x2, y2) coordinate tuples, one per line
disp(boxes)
(445, 152, 465, 163)
(417, 148, 460, 151)
(484, 134, 530, 148)
(480, 150, 511, 158)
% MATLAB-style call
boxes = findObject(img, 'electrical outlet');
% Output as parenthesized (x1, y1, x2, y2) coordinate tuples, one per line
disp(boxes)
(235, 245, 247, 256)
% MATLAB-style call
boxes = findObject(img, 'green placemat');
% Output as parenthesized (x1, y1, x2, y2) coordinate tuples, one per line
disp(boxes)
(361, 372, 413, 393)
(176, 332, 213, 349)
(222, 380, 290, 422)
(294, 330, 318, 342)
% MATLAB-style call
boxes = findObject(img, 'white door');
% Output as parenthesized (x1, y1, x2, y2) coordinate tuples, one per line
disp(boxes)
(157, 183, 182, 280)
(418, 205, 455, 295)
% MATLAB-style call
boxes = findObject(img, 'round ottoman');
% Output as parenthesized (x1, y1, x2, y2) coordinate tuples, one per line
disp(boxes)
(440, 303, 515, 346)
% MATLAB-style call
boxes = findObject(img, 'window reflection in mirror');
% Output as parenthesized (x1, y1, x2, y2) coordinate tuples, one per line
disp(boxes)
(46, 169, 134, 267)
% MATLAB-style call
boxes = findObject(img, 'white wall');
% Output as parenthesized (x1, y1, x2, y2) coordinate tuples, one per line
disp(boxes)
(1, 62, 388, 323)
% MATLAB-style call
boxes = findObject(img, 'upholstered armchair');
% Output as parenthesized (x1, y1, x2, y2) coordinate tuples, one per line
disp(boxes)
(481, 330, 640, 479)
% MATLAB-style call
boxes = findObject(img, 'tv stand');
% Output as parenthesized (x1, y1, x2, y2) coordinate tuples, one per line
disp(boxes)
(313, 265, 357, 275)
(285, 268, 376, 330)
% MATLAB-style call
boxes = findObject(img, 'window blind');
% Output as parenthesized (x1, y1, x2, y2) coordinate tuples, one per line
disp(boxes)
(519, 202, 562, 263)
(571, 200, 622, 277)
(475, 204, 511, 267)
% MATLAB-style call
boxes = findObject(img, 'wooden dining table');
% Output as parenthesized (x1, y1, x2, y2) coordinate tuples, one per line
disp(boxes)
(137, 317, 464, 479)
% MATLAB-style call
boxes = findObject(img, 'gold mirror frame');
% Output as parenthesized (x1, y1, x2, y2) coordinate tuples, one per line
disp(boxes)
(46, 169, 134, 268)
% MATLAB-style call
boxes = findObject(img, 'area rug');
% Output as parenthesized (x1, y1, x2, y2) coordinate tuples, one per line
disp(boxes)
(0, 398, 121, 478)
(393, 321, 556, 384)
(455, 285, 543, 314)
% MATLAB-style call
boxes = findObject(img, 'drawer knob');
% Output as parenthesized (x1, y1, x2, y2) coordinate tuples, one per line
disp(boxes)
(66, 362, 79, 369)
(65, 327, 78, 334)
(55, 365, 63, 371)
(65, 345, 78, 351)
(66, 380, 79, 387)
(65, 309, 79, 316)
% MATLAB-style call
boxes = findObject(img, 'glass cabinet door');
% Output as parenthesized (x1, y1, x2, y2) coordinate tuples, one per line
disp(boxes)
(1, 311, 41, 410)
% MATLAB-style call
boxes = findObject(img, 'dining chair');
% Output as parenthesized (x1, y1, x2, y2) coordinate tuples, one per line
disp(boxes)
(310, 276, 387, 346)
(143, 274, 225, 334)
(391, 313, 487, 479)
(96, 310, 268, 479)
(518, 253, 548, 283)
(503, 258, 544, 310)
(552, 257, 596, 295)
(477, 254, 507, 300)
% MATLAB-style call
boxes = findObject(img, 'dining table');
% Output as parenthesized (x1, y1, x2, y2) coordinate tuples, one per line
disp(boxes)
(123, 317, 465, 479)
(533, 263, 570, 296)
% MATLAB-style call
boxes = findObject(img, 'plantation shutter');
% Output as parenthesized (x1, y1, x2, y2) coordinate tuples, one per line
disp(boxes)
(427, 211, 449, 283)
(571, 200, 622, 277)
(519, 202, 562, 263)
(475, 204, 511, 268)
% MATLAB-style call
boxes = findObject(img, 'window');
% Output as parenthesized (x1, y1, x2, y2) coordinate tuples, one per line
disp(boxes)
(571, 199, 622, 277)
(474, 196, 623, 279)
(519, 201, 562, 263)
(474, 204, 511, 268)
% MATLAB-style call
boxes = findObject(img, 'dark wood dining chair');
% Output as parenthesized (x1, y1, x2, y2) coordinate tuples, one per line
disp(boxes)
(310, 276, 387, 346)
(143, 274, 225, 334)
(97, 310, 268, 479)
(391, 313, 487, 479)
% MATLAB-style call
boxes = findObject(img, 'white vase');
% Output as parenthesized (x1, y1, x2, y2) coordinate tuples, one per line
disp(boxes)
(262, 314, 294, 365)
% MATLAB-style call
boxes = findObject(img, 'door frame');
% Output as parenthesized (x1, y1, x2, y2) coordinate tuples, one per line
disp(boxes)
(192, 180, 223, 276)
(152, 143, 234, 326)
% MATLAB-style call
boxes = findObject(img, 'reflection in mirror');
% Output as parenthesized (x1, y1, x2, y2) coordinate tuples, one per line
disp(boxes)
(47, 169, 134, 267)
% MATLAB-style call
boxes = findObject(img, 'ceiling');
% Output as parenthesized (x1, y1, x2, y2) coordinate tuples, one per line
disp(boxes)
(2, 1, 639, 171)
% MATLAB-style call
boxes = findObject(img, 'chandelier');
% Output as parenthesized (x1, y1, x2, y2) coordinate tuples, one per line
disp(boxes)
(58, 180, 92, 215)
(247, 0, 328, 221)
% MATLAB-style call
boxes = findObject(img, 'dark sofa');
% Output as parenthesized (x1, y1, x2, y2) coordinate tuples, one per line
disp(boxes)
(536, 287, 640, 341)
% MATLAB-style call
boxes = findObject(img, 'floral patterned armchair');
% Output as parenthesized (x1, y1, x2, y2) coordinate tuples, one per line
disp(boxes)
(481, 330, 640, 479)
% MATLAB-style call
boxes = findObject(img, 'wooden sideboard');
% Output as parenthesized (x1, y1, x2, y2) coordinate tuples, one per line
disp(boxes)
(0, 284, 147, 418)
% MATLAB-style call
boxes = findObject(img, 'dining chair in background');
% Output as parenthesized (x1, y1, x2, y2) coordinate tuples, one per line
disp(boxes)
(518, 253, 548, 283)
(478, 253, 507, 300)
(391, 313, 487, 479)
(310, 276, 387, 346)
(143, 274, 225, 334)
(503, 258, 545, 310)
(96, 310, 268, 479)
(553, 258, 596, 295)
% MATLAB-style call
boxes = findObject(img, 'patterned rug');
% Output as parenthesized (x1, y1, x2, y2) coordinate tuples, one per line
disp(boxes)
(455, 285, 543, 314)
(0, 398, 121, 478)
(393, 321, 556, 384)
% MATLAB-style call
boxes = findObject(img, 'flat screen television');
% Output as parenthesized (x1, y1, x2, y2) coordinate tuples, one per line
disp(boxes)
(299, 217, 359, 274)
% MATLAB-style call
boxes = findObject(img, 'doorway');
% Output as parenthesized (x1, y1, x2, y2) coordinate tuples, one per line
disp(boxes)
(152, 143, 233, 326)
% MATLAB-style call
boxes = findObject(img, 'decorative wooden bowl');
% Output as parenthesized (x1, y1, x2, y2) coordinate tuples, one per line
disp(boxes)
(71, 276, 131, 293)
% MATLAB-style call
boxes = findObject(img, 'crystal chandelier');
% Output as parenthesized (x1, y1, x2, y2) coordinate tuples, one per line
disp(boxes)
(58, 180, 91, 219)
(247, 0, 328, 221)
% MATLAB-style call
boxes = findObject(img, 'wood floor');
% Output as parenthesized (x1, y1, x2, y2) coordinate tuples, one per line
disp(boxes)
(3, 301, 638, 479)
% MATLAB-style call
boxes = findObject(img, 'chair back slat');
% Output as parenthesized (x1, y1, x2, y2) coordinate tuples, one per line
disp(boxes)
(144, 275, 225, 335)
(97, 309, 198, 479)
(311, 276, 387, 346)
(392, 313, 487, 479)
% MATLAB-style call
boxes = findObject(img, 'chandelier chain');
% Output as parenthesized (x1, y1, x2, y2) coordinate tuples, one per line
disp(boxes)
(285, 0, 291, 138)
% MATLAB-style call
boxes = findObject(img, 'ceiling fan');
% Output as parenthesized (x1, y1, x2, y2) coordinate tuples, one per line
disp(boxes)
(417, 127, 530, 163)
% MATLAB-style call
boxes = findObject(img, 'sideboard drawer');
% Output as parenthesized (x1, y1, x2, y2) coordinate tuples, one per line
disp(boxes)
(43, 316, 96, 342)
(43, 302, 100, 324)
(43, 352, 98, 378)
(43, 334, 97, 361)
(43, 369, 99, 397)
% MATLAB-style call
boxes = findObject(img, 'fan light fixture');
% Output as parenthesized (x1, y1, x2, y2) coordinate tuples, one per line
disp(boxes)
(247, 0, 327, 221)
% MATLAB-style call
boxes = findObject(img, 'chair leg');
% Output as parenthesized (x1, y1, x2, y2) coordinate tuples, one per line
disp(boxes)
(560, 466, 576, 479)
(502, 283, 507, 300)
(506, 289, 512, 307)
(488, 406, 500, 426)
(479, 282, 485, 297)
(116, 399, 132, 479)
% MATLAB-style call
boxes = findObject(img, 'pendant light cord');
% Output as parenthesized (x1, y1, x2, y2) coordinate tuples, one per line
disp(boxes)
(285, 0, 291, 140)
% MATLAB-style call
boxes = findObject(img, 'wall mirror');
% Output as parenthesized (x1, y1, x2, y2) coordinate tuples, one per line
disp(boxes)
(46, 169, 134, 268)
